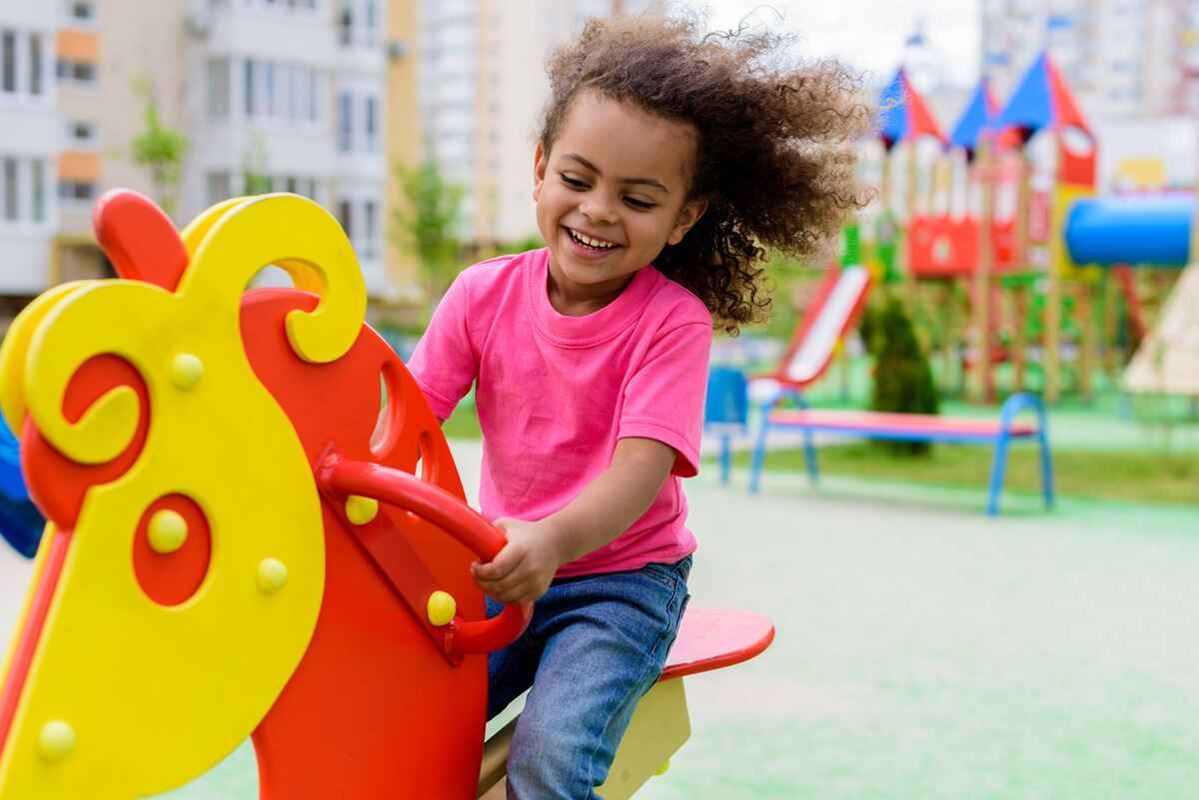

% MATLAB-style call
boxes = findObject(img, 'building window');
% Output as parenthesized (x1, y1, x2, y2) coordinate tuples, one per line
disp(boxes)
(29, 34, 42, 95)
(206, 171, 231, 205)
(363, 199, 377, 258)
(337, 91, 352, 151)
(69, 1, 97, 23)
(365, 0, 378, 44)
(31, 159, 45, 222)
(243, 59, 255, 116)
(67, 119, 97, 144)
(1, 32, 14, 94)
(263, 62, 275, 117)
(207, 58, 230, 119)
(0, 158, 50, 225)
(337, 198, 353, 240)
(365, 94, 377, 152)
(286, 65, 300, 121)
(307, 69, 318, 121)
(3, 158, 17, 221)
(57, 59, 96, 85)
(59, 179, 96, 203)
(339, 1, 353, 46)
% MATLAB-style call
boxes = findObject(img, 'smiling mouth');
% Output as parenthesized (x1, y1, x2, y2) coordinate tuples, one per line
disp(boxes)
(564, 227, 621, 253)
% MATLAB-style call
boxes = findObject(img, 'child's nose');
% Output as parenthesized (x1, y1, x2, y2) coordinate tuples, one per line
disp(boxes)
(579, 196, 618, 224)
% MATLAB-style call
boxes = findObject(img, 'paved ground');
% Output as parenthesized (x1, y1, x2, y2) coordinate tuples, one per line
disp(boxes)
(2, 440, 1197, 798)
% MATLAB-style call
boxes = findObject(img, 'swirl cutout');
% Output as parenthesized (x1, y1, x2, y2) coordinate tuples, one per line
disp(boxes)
(181, 193, 366, 365)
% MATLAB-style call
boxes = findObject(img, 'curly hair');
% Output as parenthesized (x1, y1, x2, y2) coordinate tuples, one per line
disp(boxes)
(540, 14, 873, 333)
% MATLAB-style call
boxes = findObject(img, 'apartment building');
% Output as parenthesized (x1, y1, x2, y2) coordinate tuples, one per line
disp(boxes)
(417, 0, 664, 245)
(981, 0, 1199, 119)
(188, 0, 396, 294)
(0, 4, 59, 305)
(0, 0, 419, 323)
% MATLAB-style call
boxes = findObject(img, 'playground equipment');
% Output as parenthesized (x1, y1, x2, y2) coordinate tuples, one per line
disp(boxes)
(1116, 194, 1199, 398)
(0, 190, 773, 799)
(0, 418, 42, 558)
(749, 392, 1054, 516)
(704, 367, 749, 485)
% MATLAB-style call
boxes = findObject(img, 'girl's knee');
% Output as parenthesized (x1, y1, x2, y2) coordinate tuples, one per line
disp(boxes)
(506, 715, 606, 799)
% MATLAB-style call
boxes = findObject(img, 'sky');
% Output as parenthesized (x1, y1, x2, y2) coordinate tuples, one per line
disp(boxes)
(689, 0, 982, 87)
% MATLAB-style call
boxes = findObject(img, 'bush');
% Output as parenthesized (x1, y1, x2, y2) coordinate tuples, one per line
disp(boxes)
(869, 293, 939, 455)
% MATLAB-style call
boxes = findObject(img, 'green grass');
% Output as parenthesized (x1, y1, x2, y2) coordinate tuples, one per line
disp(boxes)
(729, 443, 1199, 507)
(442, 404, 483, 439)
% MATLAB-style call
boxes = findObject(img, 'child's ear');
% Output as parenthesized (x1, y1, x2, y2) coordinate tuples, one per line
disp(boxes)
(532, 140, 548, 202)
(667, 197, 709, 246)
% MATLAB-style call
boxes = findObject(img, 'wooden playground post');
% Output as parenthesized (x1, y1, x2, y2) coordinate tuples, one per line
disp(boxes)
(1076, 281, 1094, 400)
(1044, 189, 1063, 404)
(1103, 274, 1120, 375)
(879, 146, 893, 219)
(1011, 152, 1033, 392)
(902, 140, 919, 294)
(972, 138, 996, 403)
(1011, 285, 1028, 390)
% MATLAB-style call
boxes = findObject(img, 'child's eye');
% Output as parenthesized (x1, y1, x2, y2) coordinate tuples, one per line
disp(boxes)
(560, 174, 588, 189)
(624, 197, 655, 210)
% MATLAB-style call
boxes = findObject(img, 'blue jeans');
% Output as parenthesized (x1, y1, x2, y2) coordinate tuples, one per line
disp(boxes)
(486, 555, 692, 800)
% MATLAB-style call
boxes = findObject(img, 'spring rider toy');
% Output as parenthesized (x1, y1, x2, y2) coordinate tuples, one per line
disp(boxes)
(0, 190, 773, 799)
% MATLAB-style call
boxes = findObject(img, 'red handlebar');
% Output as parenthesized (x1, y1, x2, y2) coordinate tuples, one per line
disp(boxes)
(318, 454, 532, 657)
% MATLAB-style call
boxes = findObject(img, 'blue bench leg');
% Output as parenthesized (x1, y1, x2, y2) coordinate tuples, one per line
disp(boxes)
(1038, 429, 1054, 509)
(749, 418, 770, 494)
(986, 432, 1011, 516)
(719, 433, 731, 486)
(803, 428, 819, 485)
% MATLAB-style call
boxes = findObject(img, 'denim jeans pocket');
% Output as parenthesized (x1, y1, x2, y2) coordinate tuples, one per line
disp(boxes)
(640, 554, 693, 592)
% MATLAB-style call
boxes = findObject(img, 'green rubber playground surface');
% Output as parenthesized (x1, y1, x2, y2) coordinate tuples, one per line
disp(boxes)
(2, 441, 1196, 799)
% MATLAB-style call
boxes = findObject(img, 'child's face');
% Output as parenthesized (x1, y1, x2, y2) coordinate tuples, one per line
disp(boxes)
(533, 90, 707, 307)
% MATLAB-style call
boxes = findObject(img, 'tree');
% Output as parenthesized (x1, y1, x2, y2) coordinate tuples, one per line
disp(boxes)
(389, 159, 465, 300)
(867, 294, 939, 455)
(131, 90, 187, 217)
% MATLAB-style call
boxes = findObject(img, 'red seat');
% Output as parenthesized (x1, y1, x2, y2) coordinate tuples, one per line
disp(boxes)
(660, 607, 775, 682)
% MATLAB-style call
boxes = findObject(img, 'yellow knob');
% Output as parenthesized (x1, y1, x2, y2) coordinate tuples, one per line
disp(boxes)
(147, 509, 188, 554)
(38, 720, 76, 762)
(170, 353, 205, 390)
(345, 495, 379, 525)
(427, 590, 456, 627)
(257, 558, 288, 594)
(655, 757, 670, 776)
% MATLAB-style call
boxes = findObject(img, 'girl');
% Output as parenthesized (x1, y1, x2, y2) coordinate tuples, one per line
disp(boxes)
(406, 14, 870, 799)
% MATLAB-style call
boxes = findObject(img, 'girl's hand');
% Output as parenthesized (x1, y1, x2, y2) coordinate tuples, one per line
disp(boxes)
(471, 517, 565, 605)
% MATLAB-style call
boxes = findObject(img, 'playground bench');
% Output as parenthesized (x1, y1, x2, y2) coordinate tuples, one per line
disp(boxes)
(749, 391, 1054, 516)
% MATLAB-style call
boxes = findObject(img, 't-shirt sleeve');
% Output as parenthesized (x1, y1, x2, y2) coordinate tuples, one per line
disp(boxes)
(618, 320, 713, 477)
(405, 275, 477, 421)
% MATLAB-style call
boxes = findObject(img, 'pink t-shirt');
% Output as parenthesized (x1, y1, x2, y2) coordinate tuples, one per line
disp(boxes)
(406, 248, 712, 578)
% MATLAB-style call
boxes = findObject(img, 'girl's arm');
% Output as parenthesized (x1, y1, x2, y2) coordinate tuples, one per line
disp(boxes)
(471, 436, 675, 604)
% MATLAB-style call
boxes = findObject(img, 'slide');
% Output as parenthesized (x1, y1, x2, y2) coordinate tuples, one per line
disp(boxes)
(773, 264, 872, 388)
